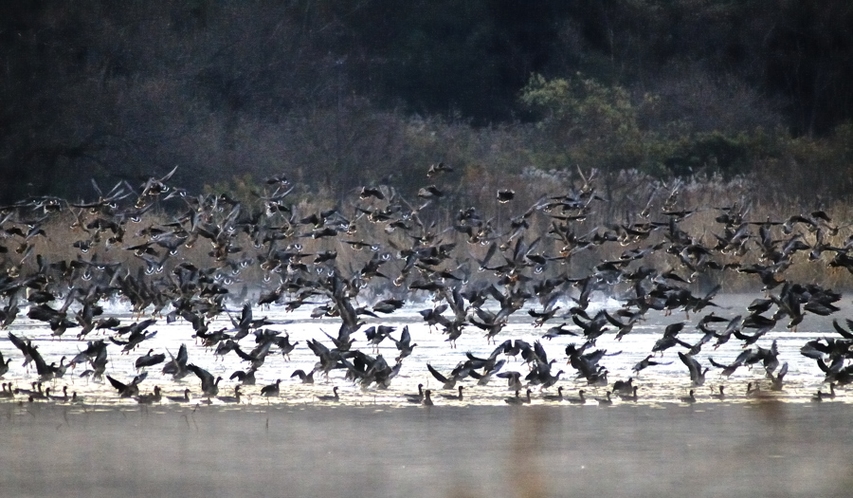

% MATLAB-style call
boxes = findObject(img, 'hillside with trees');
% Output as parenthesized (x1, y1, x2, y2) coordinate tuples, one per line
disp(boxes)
(1, 1, 852, 207)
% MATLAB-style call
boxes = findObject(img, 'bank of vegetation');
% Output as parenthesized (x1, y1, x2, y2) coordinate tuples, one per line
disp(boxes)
(2, 1, 852, 217)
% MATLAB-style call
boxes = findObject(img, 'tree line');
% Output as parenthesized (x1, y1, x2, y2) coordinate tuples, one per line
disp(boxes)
(1, 1, 852, 206)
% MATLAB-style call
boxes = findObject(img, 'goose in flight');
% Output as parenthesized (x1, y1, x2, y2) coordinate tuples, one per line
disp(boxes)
(678, 352, 709, 387)
(291, 369, 315, 384)
(135, 349, 165, 370)
(106, 372, 148, 398)
(187, 364, 221, 398)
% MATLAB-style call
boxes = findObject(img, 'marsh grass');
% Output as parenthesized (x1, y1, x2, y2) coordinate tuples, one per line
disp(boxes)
(5, 167, 853, 310)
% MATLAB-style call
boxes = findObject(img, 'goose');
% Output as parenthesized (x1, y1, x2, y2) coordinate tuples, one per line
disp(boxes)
(13, 381, 41, 398)
(679, 389, 696, 404)
(710, 385, 726, 400)
(291, 369, 315, 384)
(426, 363, 463, 390)
(260, 379, 281, 397)
(504, 389, 532, 405)
(439, 385, 464, 401)
(187, 364, 221, 398)
(422, 389, 434, 406)
(746, 382, 761, 398)
(218, 386, 242, 404)
(135, 349, 165, 369)
(543, 386, 564, 402)
(612, 377, 634, 396)
(316, 386, 340, 402)
(595, 391, 613, 406)
(768, 362, 788, 391)
(0, 352, 11, 377)
(47, 386, 70, 402)
(566, 389, 587, 405)
(167, 389, 192, 403)
(823, 383, 837, 399)
(135, 386, 162, 404)
(230, 367, 257, 386)
(678, 352, 709, 387)
(107, 372, 148, 397)
(32, 386, 50, 401)
(404, 384, 425, 403)
(162, 344, 189, 380)
(496, 371, 523, 391)
(619, 386, 639, 402)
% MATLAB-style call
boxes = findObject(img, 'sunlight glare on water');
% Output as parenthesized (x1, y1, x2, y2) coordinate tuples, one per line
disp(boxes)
(0, 293, 844, 407)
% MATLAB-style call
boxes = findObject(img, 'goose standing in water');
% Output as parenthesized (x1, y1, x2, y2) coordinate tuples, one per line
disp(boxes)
(404, 384, 425, 403)
(566, 389, 586, 405)
(167, 388, 192, 403)
(619, 386, 639, 402)
(135, 386, 162, 404)
(710, 385, 726, 400)
(504, 389, 532, 405)
(679, 389, 696, 404)
(218, 386, 242, 404)
(595, 391, 613, 406)
(543, 386, 564, 402)
(612, 378, 634, 397)
(439, 386, 464, 401)
(261, 379, 282, 397)
(316, 386, 340, 402)
(745, 382, 761, 398)
(822, 383, 837, 399)
(422, 389, 434, 406)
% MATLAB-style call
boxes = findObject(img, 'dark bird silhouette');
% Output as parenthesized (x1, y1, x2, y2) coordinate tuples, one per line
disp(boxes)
(187, 364, 221, 398)
(106, 372, 148, 398)
(135, 349, 165, 369)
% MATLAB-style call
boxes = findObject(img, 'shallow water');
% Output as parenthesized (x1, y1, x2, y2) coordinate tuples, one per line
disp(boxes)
(2, 401, 851, 498)
(0, 293, 847, 407)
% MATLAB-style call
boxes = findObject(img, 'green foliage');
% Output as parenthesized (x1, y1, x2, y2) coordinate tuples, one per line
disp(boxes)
(521, 73, 649, 175)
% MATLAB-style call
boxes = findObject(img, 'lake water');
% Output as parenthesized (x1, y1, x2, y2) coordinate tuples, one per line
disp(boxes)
(0, 293, 844, 407)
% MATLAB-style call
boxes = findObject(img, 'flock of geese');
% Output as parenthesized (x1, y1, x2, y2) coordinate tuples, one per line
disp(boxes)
(0, 164, 852, 407)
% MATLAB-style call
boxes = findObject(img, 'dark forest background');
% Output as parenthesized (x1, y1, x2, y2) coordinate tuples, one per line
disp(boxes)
(2, 1, 852, 207)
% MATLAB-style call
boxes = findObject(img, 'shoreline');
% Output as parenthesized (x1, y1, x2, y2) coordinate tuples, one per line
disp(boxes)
(2, 401, 850, 498)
